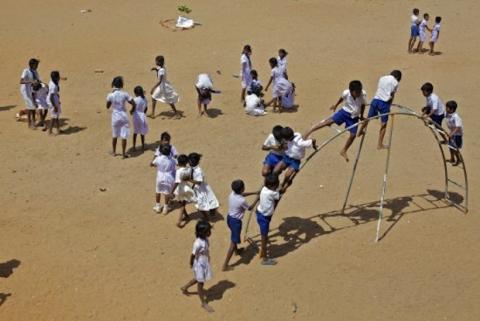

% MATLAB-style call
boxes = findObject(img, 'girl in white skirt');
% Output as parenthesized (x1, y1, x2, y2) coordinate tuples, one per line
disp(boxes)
(188, 153, 219, 221)
(106, 76, 136, 158)
(32, 82, 49, 130)
(132, 86, 149, 151)
(172, 154, 196, 228)
(47, 71, 63, 135)
(181, 220, 214, 313)
(19, 58, 40, 128)
(240, 45, 252, 104)
(264, 57, 286, 111)
(150, 55, 179, 118)
(151, 144, 176, 214)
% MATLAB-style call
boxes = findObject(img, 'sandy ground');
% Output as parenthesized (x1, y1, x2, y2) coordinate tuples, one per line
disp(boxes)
(1, 0, 479, 320)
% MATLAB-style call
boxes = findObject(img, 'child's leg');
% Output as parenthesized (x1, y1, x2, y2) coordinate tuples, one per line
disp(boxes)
(121, 139, 127, 157)
(154, 193, 162, 212)
(151, 98, 156, 117)
(197, 282, 214, 312)
(429, 41, 435, 55)
(133, 133, 137, 149)
(140, 135, 145, 151)
(241, 88, 246, 102)
(169, 103, 177, 113)
(307, 118, 335, 137)
(222, 242, 236, 271)
(197, 100, 203, 115)
(112, 138, 117, 155)
(162, 193, 172, 214)
(281, 167, 296, 189)
(260, 234, 268, 259)
(261, 164, 273, 177)
(377, 122, 388, 149)
(55, 118, 60, 133)
(181, 278, 197, 294)
(272, 161, 287, 176)
(340, 133, 356, 162)
(203, 103, 208, 112)
(452, 149, 461, 166)
(177, 201, 189, 228)
(416, 41, 423, 52)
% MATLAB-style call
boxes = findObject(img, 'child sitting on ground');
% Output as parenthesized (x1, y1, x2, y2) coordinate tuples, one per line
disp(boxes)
(445, 100, 464, 166)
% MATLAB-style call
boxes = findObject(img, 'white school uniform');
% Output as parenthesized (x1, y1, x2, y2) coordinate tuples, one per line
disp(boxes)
(152, 67, 179, 104)
(275, 78, 294, 108)
(374, 75, 399, 102)
(264, 133, 284, 156)
(446, 112, 464, 136)
(106, 89, 131, 139)
(431, 23, 441, 42)
(256, 186, 280, 217)
(20, 68, 40, 110)
(240, 53, 252, 89)
(277, 56, 288, 74)
(286, 132, 313, 160)
(196, 73, 213, 89)
(154, 144, 178, 159)
(271, 67, 286, 98)
(192, 237, 212, 283)
(174, 167, 196, 202)
(411, 14, 419, 26)
(34, 83, 49, 110)
(192, 166, 219, 211)
(47, 80, 62, 119)
(245, 93, 266, 116)
(426, 93, 445, 116)
(132, 96, 149, 135)
(341, 89, 367, 117)
(419, 19, 428, 42)
(152, 155, 176, 194)
(228, 192, 249, 220)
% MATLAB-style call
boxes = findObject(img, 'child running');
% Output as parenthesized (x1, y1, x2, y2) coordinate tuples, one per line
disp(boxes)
(306, 80, 366, 162)
(32, 82, 49, 131)
(47, 71, 63, 136)
(195, 74, 221, 116)
(262, 125, 285, 176)
(429, 16, 442, 55)
(151, 144, 176, 214)
(172, 154, 196, 228)
(181, 220, 214, 313)
(222, 180, 258, 271)
(132, 86, 149, 151)
(150, 55, 180, 118)
(420, 82, 445, 127)
(240, 45, 253, 104)
(416, 13, 432, 54)
(408, 8, 420, 53)
(188, 153, 219, 221)
(445, 101, 464, 166)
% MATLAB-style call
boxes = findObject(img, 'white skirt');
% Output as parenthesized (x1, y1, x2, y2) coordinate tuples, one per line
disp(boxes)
(152, 82, 179, 104)
(133, 112, 148, 135)
(22, 92, 35, 110)
(245, 106, 267, 116)
(174, 182, 197, 202)
(193, 258, 212, 283)
(156, 172, 175, 194)
(111, 111, 129, 139)
(241, 70, 252, 89)
(194, 183, 219, 211)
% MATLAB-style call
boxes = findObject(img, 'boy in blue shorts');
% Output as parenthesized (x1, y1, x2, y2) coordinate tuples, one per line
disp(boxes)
(408, 8, 420, 53)
(445, 101, 464, 166)
(358, 70, 402, 149)
(306, 80, 366, 162)
(420, 82, 445, 127)
(222, 179, 258, 271)
(262, 125, 286, 176)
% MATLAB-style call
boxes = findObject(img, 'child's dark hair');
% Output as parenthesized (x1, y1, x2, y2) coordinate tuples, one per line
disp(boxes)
(112, 76, 124, 89)
(155, 55, 165, 67)
(195, 220, 212, 239)
(424, 13, 429, 19)
(278, 48, 288, 56)
(264, 174, 280, 190)
(160, 144, 171, 156)
(446, 100, 458, 112)
(413, 8, 419, 15)
(134, 86, 145, 99)
(188, 152, 202, 167)
(231, 179, 245, 194)
(243, 45, 251, 53)
(51, 71, 60, 85)
(32, 82, 42, 91)
(160, 131, 171, 142)
(435, 16, 442, 23)
(29, 58, 39, 68)
(390, 70, 402, 81)
(421, 82, 433, 94)
(250, 70, 258, 79)
(177, 154, 189, 166)
(281, 127, 295, 141)
(272, 125, 284, 141)
(349, 80, 363, 93)
(269, 57, 278, 68)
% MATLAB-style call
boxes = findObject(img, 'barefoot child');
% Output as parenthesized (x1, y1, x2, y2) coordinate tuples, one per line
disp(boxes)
(306, 80, 366, 162)
(445, 101, 464, 166)
(265, 57, 286, 111)
(408, 8, 420, 52)
(132, 86, 149, 151)
(222, 180, 258, 271)
(32, 82, 49, 130)
(172, 154, 196, 228)
(429, 16, 442, 55)
(240, 45, 253, 104)
(189, 153, 219, 221)
(195, 74, 221, 116)
(151, 144, 176, 214)
(420, 82, 445, 127)
(150, 55, 179, 118)
(358, 70, 402, 149)
(20, 58, 40, 128)
(181, 220, 214, 313)
(262, 125, 285, 176)
(416, 13, 432, 54)
(48, 71, 64, 135)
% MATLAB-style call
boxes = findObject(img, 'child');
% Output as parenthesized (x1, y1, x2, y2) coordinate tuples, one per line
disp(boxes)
(172, 154, 196, 228)
(273, 127, 317, 189)
(262, 125, 285, 176)
(151, 144, 176, 214)
(48, 71, 64, 136)
(429, 16, 442, 55)
(306, 80, 366, 162)
(195, 74, 221, 116)
(247, 70, 263, 96)
(445, 101, 464, 166)
(132, 86, 149, 151)
(275, 77, 296, 111)
(277, 49, 288, 79)
(245, 90, 267, 116)
(420, 82, 445, 127)
(358, 70, 402, 149)
(154, 131, 179, 159)
(408, 8, 420, 53)
(106, 76, 135, 158)
(265, 57, 286, 110)
(416, 13, 432, 54)
(181, 220, 214, 313)
(240, 45, 252, 104)
(32, 82, 49, 130)
(150, 55, 179, 118)
(20, 58, 40, 128)
(189, 153, 219, 221)
(222, 180, 258, 271)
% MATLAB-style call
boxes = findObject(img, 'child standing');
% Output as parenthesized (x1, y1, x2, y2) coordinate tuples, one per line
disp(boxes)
(416, 13, 432, 53)
(181, 220, 214, 313)
(195, 74, 221, 116)
(408, 8, 420, 53)
(48, 71, 64, 136)
(429, 16, 442, 55)
(222, 180, 258, 271)
(151, 144, 176, 214)
(445, 101, 464, 166)
(172, 154, 196, 228)
(277, 49, 288, 79)
(189, 153, 219, 220)
(240, 45, 253, 104)
(420, 82, 445, 127)
(262, 125, 285, 176)
(32, 82, 49, 130)
(20, 58, 40, 128)
(265, 57, 286, 110)
(306, 80, 366, 162)
(132, 86, 149, 151)
(150, 55, 179, 118)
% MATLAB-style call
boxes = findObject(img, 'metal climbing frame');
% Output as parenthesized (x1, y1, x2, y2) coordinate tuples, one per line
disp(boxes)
(243, 104, 468, 243)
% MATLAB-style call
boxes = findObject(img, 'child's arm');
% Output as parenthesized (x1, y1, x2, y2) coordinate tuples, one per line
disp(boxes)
(129, 99, 136, 115)
(265, 76, 273, 91)
(106, 101, 112, 109)
(195, 86, 201, 95)
(248, 194, 260, 211)
(189, 254, 195, 268)
(330, 97, 344, 111)
(449, 127, 461, 138)
(359, 103, 366, 120)
(211, 89, 221, 94)
(242, 190, 260, 197)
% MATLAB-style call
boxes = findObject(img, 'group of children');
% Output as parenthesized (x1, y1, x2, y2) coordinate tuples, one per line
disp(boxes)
(408, 8, 442, 55)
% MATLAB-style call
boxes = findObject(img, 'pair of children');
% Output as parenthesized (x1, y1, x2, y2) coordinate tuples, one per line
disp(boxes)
(408, 9, 442, 55)
(264, 56, 295, 111)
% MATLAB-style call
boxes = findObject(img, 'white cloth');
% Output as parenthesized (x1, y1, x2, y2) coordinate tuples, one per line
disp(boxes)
(196, 73, 213, 89)
(271, 67, 286, 98)
(174, 167, 196, 202)
(277, 56, 288, 73)
(374, 75, 399, 102)
(431, 23, 440, 42)
(176, 16, 194, 28)
(192, 166, 219, 211)
(107, 89, 131, 139)
(245, 94, 266, 116)
(446, 112, 464, 135)
(240, 53, 252, 89)
(34, 83, 49, 110)
(426, 93, 445, 116)
(48, 80, 62, 118)
(286, 132, 313, 160)
(341, 89, 367, 117)
(192, 238, 212, 283)
(152, 67, 179, 104)
(275, 78, 294, 108)
(20, 68, 40, 110)
(152, 155, 176, 194)
(419, 19, 428, 42)
(411, 14, 419, 25)
(228, 192, 249, 220)
(256, 186, 280, 217)
(132, 96, 149, 135)
(263, 133, 284, 156)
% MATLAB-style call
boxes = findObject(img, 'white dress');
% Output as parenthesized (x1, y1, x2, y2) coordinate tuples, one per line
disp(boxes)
(271, 67, 286, 98)
(20, 68, 39, 110)
(174, 167, 196, 202)
(240, 53, 252, 89)
(34, 83, 49, 110)
(152, 67, 179, 104)
(245, 93, 266, 116)
(277, 78, 295, 108)
(106, 89, 131, 139)
(192, 238, 212, 283)
(132, 96, 149, 135)
(192, 166, 219, 211)
(47, 80, 62, 119)
(152, 155, 176, 194)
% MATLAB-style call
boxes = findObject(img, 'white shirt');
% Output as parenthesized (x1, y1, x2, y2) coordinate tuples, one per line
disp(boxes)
(106, 89, 132, 113)
(446, 112, 464, 136)
(374, 75, 399, 102)
(341, 89, 367, 117)
(20, 68, 40, 97)
(263, 133, 284, 156)
(419, 19, 428, 34)
(192, 166, 205, 183)
(257, 186, 280, 217)
(277, 56, 288, 72)
(152, 155, 176, 175)
(432, 23, 440, 38)
(240, 53, 251, 75)
(426, 93, 445, 116)
(228, 192, 249, 220)
(175, 167, 192, 183)
(271, 67, 284, 85)
(157, 67, 166, 81)
(286, 132, 313, 160)
(245, 93, 261, 111)
(34, 83, 49, 107)
(192, 238, 209, 263)
(411, 14, 419, 26)
(47, 80, 60, 107)
(155, 144, 178, 158)
(134, 96, 147, 113)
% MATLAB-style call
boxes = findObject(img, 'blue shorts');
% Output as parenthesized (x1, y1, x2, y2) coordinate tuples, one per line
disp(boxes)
(256, 210, 272, 236)
(368, 99, 391, 123)
(410, 25, 419, 37)
(331, 109, 359, 134)
(282, 154, 301, 171)
(430, 114, 445, 127)
(227, 215, 242, 244)
(263, 152, 283, 168)
(449, 135, 463, 149)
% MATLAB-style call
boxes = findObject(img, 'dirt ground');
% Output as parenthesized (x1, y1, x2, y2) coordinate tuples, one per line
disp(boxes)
(1, 0, 479, 320)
